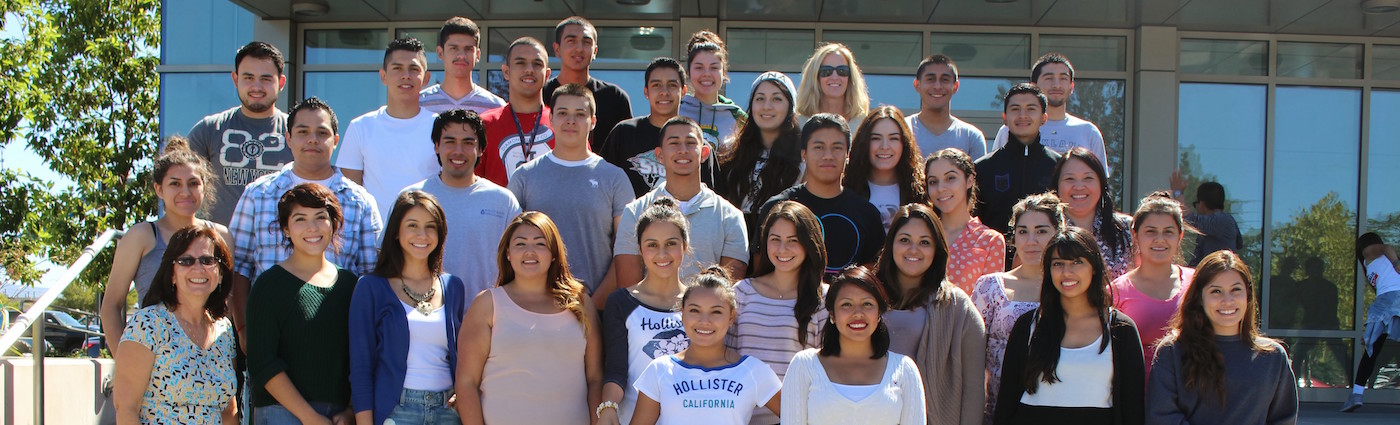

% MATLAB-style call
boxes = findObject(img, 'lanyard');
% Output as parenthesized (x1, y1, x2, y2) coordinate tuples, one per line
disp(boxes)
(508, 104, 544, 166)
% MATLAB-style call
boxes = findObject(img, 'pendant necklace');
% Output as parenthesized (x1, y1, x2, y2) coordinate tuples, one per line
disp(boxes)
(400, 276, 437, 315)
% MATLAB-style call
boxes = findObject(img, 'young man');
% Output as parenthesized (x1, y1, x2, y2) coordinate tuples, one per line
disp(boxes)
(478, 37, 554, 187)
(542, 16, 633, 148)
(508, 83, 632, 294)
(599, 57, 719, 197)
(611, 116, 748, 300)
(757, 114, 884, 273)
(334, 37, 439, 222)
(1169, 173, 1243, 266)
(990, 52, 1109, 172)
(419, 17, 506, 114)
(973, 83, 1061, 235)
(403, 109, 519, 308)
(905, 54, 986, 158)
(186, 41, 292, 225)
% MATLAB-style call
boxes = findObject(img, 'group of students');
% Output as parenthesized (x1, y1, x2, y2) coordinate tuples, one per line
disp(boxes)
(93, 13, 1400, 425)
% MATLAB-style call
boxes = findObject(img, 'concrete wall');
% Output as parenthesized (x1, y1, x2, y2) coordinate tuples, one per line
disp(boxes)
(0, 357, 112, 425)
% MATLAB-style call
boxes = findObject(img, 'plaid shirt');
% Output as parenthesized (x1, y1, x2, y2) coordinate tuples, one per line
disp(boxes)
(229, 164, 383, 280)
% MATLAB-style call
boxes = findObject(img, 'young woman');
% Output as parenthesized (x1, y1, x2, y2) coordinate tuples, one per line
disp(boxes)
(600, 198, 692, 425)
(681, 30, 747, 152)
(971, 193, 1065, 425)
(730, 201, 829, 425)
(876, 203, 985, 425)
(1111, 192, 1195, 369)
(102, 137, 230, 349)
(113, 224, 237, 424)
(927, 148, 1006, 294)
(349, 191, 467, 425)
(844, 105, 928, 230)
(457, 211, 603, 424)
(782, 266, 925, 425)
(1341, 232, 1400, 412)
(718, 71, 804, 244)
(1054, 147, 1133, 280)
(246, 183, 357, 424)
(1146, 250, 1297, 424)
(631, 266, 782, 425)
(796, 43, 870, 127)
(995, 227, 1145, 425)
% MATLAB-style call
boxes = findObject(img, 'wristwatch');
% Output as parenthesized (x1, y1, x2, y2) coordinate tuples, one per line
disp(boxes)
(596, 400, 619, 419)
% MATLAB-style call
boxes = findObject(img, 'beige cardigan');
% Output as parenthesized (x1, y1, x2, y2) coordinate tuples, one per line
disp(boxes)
(913, 283, 988, 425)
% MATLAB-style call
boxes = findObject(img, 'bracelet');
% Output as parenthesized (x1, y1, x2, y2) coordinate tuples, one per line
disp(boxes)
(596, 400, 619, 419)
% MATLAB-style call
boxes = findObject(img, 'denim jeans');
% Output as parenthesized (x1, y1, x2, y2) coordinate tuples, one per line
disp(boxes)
(254, 401, 345, 424)
(384, 388, 459, 425)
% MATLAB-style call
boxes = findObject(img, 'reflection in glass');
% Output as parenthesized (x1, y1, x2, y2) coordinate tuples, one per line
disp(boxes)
(305, 29, 390, 65)
(162, 0, 254, 65)
(929, 33, 1029, 70)
(726, 29, 815, 67)
(823, 31, 922, 68)
(1277, 42, 1362, 79)
(486, 28, 551, 63)
(1179, 39, 1267, 76)
(397, 29, 441, 64)
(1367, 91, 1400, 312)
(1038, 35, 1127, 72)
(1281, 337, 1354, 389)
(1177, 84, 1265, 280)
(1373, 45, 1400, 81)
(594, 27, 674, 65)
(160, 73, 241, 138)
(1270, 86, 1359, 332)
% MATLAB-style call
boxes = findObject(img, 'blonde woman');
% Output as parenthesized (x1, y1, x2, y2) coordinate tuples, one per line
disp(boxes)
(796, 43, 870, 128)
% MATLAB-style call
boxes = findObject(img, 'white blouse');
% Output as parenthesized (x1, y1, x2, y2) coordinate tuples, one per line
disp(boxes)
(780, 349, 926, 425)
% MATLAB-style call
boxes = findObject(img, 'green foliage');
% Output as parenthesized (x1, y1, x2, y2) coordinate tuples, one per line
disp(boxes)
(0, 0, 160, 312)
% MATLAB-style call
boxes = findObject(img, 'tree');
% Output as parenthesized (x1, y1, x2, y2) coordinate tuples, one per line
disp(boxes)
(0, 0, 160, 312)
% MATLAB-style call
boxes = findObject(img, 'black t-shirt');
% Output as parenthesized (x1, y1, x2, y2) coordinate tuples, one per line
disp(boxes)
(544, 76, 633, 151)
(757, 184, 885, 273)
(599, 116, 721, 197)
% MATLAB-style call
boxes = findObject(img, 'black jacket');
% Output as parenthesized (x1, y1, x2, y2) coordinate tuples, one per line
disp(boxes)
(995, 308, 1146, 425)
(973, 134, 1060, 235)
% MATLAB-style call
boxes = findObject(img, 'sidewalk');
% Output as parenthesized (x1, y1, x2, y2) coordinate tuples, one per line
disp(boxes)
(1300, 402, 1400, 424)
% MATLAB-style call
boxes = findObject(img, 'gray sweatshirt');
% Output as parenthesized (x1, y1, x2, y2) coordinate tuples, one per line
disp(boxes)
(1147, 336, 1298, 425)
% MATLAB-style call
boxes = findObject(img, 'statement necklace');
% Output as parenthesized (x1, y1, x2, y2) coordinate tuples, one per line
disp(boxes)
(400, 277, 438, 315)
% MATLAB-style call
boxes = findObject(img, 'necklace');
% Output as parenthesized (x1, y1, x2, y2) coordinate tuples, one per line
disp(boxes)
(400, 276, 437, 315)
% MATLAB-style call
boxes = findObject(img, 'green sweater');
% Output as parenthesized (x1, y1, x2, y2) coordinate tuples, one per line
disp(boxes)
(246, 265, 358, 407)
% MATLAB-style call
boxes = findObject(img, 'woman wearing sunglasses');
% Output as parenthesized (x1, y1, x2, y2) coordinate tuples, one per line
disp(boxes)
(796, 43, 870, 129)
(113, 223, 238, 424)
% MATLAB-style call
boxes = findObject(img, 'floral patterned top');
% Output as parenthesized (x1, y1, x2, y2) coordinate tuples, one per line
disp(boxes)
(120, 305, 236, 424)
(970, 273, 1040, 425)
(947, 217, 1007, 295)
(1093, 213, 1135, 281)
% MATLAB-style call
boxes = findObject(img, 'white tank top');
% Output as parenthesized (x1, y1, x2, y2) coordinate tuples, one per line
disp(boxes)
(1020, 335, 1114, 408)
(401, 301, 453, 391)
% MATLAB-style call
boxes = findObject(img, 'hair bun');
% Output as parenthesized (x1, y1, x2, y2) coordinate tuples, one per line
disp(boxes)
(1146, 190, 1174, 200)
(687, 30, 724, 52)
(161, 136, 191, 156)
(651, 196, 680, 210)
(700, 264, 731, 281)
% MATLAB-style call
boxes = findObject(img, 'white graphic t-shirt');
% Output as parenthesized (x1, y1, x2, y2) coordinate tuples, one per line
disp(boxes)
(634, 355, 781, 425)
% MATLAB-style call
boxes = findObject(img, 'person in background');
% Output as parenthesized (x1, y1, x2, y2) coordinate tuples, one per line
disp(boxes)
(600, 57, 720, 197)
(1341, 232, 1400, 412)
(906, 54, 986, 159)
(1147, 250, 1297, 424)
(1054, 147, 1132, 280)
(927, 148, 1005, 294)
(973, 83, 1060, 237)
(1169, 172, 1242, 266)
(1112, 192, 1194, 370)
(419, 17, 506, 114)
(113, 224, 238, 424)
(843, 105, 928, 229)
(875, 204, 985, 425)
(717, 71, 804, 245)
(796, 43, 870, 128)
(680, 30, 746, 152)
(543, 16, 632, 148)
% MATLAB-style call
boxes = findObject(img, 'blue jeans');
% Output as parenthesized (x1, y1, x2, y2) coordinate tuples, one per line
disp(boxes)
(254, 401, 345, 424)
(385, 388, 459, 425)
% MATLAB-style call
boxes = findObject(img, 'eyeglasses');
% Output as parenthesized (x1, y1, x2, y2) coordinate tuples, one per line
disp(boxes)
(817, 65, 850, 78)
(174, 255, 221, 268)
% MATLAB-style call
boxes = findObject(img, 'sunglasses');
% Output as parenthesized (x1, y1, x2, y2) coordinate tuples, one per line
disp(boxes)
(174, 255, 221, 268)
(817, 65, 850, 78)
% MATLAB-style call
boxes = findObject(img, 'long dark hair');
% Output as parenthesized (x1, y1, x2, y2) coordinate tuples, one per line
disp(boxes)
(1023, 226, 1113, 393)
(819, 266, 891, 358)
(751, 201, 828, 346)
(1052, 147, 1128, 255)
(718, 79, 802, 212)
(142, 224, 234, 319)
(153, 136, 217, 216)
(373, 190, 447, 278)
(496, 211, 588, 329)
(844, 106, 927, 205)
(875, 204, 953, 310)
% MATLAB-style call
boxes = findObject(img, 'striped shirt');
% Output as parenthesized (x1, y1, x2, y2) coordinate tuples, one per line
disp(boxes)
(726, 278, 827, 425)
(418, 83, 506, 114)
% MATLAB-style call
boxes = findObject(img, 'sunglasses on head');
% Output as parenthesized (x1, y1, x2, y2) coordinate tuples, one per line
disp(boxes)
(174, 255, 221, 267)
(817, 65, 850, 78)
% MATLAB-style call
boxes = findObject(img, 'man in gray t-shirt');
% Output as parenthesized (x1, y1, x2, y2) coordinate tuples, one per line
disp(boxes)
(906, 54, 986, 159)
(186, 42, 293, 225)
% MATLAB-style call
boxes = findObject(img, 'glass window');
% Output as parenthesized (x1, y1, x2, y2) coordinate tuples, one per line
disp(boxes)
(1038, 35, 1126, 72)
(1269, 86, 1360, 332)
(823, 31, 922, 69)
(1281, 337, 1354, 389)
(726, 29, 815, 67)
(159, 73, 240, 138)
(1367, 91, 1400, 280)
(594, 27, 674, 65)
(305, 29, 391, 65)
(303, 72, 386, 164)
(162, 0, 255, 66)
(1372, 45, 1400, 81)
(486, 27, 552, 63)
(864, 74, 920, 112)
(1066, 79, 1127, 198)
(929, 33, 1030, 70)
(397, 28, 441, 64)
(1277, 42, 1362, 79)
(590, 70, 649, 116)
(950, 77, 1024, 112)
(1177, 83, 1266, 281)
(1179, 39, 1268, 76)
(725, 71, 763, 112)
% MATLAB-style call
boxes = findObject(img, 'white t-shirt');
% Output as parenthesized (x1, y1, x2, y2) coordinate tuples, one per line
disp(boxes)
(991, 113, 1109, 175)
(634, 355, 781, 425)
(1367, 255, 1400, 295)
(334, 106, 440, 222)
(867, 181, 901, 231)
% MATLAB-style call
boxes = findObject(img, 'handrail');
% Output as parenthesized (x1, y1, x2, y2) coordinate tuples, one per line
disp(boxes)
(0, 229, 122, 355)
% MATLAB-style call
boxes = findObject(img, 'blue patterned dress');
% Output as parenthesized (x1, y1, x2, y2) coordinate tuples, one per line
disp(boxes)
(120, 305, 236, 424)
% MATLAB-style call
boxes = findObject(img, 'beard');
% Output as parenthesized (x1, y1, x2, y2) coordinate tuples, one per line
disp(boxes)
(241, 95, 275, 113)
(1047, 97, 1067, 108)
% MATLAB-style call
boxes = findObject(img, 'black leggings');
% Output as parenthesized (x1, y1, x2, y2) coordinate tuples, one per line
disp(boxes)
(1353, 335, 1390, 387)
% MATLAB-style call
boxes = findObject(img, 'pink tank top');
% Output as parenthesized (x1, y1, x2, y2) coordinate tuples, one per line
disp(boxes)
(480, 286, 589, 425)
(1111, 266, 1195, 369)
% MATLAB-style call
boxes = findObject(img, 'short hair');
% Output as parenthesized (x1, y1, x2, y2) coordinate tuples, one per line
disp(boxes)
(276, 183, 344, 253)
(507, 36, 548, 61)
(374, 191, 448, 278)
(1003, 82, 1048, 113)
(645, 57, 687, 88)
(660, 116, 702, 139)
(235, 41, 284, 75)
(551, 83, 596, 115)
(431, 109, 486, 148)
(1196, 181, 1227, 210)
(141, 224, 234, 319)
(819, 266, 892, 359)
(438, 17, 480, 46)
(800, 113, 851, 149)
(1031, 52, 1075, 83)
(288, 97, 339, 135)
(383, 37, 426, 70)
(916, 54, 959, 81)
(554, 16, 596, 44)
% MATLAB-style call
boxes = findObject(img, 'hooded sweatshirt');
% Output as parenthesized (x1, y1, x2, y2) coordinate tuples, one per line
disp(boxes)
(680, 94, 746, 153)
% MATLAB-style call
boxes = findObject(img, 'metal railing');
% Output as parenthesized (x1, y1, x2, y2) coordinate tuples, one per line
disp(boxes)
(0, 229, 122, 425)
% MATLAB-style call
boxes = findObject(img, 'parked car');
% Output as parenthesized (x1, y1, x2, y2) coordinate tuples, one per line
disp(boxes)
(42, 310, 102, 354)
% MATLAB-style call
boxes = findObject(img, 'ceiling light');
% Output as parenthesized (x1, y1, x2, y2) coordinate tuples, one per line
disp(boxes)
(292, 0, 330, 17)
(1363, 0, 1400, 14)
